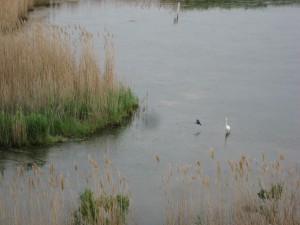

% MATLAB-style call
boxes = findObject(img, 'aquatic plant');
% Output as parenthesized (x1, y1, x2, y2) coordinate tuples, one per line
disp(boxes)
(0, 1, 138, 148)
(0, 154, 132, 225)
(0, 0, 54, 32)
(75, 189, 96, 224)
(74, 188, 130, 225)
(0, 152, 299, 224)
(0, 24, 138, 147)
(258, 183, 283, 201)
(161, 150, 299, 225)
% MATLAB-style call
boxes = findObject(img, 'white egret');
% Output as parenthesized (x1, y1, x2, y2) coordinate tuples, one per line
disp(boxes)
(225, 117, 231, 134)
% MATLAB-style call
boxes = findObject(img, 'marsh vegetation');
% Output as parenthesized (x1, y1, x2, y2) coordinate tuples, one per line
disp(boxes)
(161, 150, 300, 225)
(0, 1, 138, 147)
(0, 0, 53, 32)
(0, 152, 299, 225)
(0, 0, 299, 224)
(0, 154, 132, 225)
(160, 0, 300, 9)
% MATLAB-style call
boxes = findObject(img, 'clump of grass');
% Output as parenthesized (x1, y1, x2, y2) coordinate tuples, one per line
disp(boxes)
(73, 154, 132, 225)
(74, 188, 129, 225)
(0, 24, 138, 147)
(258, 183, 283, 201)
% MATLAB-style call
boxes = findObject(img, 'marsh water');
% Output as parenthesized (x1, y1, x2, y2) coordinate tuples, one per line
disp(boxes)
(1, 1, 300, 224)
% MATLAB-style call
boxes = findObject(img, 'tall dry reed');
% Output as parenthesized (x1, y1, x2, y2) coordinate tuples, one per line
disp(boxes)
(0, 0, 53, 32)
(0, 154, 132, 225)
(1, 24, 98, 113)
(159, 150, 299, 225)
(0, 23, 138, 146)
(0, 151, 298, 224)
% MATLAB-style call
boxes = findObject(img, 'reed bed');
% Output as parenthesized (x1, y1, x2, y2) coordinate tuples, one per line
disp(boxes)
(0, 154, 132, 225)
(0, 0, 53, 32)
(159, 150, 299, 225)
(0, 151, 298, 224)
(0, 24, 138, 147)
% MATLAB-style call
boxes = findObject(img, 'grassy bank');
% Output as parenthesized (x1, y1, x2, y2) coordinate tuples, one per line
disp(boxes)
(0, 152, 298, 224)
(0, 24, 138, 147)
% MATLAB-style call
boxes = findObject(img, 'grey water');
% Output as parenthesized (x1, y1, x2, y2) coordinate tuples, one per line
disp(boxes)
(1, 1, 300, 224)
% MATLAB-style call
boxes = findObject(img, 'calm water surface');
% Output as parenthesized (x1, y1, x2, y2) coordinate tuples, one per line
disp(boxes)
(1, 2, 300, 224)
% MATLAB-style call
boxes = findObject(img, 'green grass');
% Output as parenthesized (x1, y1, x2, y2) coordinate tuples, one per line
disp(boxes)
(0, 89, 138, 147)
(74, 188, 130, 225)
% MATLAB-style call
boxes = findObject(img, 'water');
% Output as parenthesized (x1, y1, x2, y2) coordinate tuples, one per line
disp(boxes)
(1, 2, 300, 224)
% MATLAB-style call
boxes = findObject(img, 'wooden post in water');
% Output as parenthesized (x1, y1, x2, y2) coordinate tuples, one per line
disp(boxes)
(174, 2, 180, 24)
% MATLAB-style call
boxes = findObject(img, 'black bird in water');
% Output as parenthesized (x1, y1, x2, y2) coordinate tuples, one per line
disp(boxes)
(196, 119, 201, 125)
